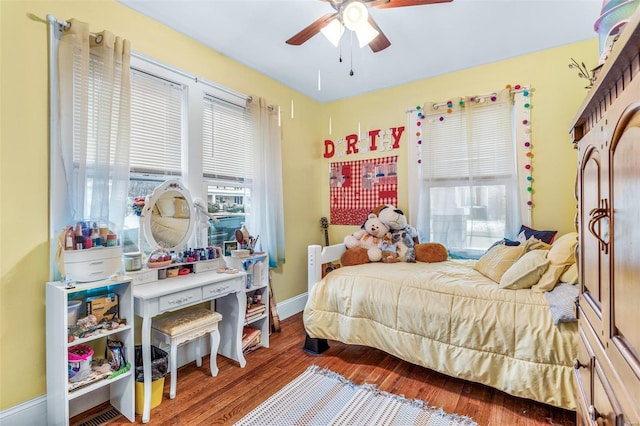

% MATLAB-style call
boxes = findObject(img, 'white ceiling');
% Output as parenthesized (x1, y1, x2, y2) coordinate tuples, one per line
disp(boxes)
(118, 0, 603, 103)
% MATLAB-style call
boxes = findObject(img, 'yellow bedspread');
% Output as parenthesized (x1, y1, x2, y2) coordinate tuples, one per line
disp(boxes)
(303, 260, 578, 410)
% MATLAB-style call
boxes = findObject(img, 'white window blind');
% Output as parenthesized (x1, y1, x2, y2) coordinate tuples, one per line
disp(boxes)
(423, 102, 515, 181)
(129, 68, 184, 176)
(202, 95, 252, 180)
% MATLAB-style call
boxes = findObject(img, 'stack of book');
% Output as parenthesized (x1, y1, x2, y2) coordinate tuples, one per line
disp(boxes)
(242, 326, 261, 354)
(245, 302, 266, 324)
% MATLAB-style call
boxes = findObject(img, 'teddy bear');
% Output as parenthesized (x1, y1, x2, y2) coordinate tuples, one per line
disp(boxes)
(374, 205, 419, 262)
(373, 204, 448, 263)
(343, 212, 390, 263)
(415, 242, 448, 262)
(340, 246, 371, 266)
(380, 233, 401, 263)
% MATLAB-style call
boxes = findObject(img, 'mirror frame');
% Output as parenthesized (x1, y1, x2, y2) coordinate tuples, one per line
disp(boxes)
(140, 180, 195, 252)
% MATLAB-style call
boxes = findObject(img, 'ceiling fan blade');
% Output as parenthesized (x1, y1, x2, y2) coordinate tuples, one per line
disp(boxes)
(285, 13, 338, 46)
(367, 16, 391, 52)
(372, 0, 453, 9)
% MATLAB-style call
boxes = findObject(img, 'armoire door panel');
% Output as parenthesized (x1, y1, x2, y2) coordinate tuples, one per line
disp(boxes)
(611, 120, 640, 363)
(579, 145, 604, 336)
(609, 113, 640, 425)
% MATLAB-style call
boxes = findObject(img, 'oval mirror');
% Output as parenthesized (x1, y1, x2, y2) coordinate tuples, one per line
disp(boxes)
(140, 180, 195, 251)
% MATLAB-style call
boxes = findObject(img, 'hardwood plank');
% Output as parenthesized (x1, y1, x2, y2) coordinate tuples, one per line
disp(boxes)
(72, 312, 576, 425)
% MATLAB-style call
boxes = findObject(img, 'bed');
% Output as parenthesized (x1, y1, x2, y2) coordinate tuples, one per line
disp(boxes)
(304, 242, 579, 410)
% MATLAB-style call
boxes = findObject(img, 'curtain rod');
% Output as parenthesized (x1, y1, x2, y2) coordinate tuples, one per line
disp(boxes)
(405, 86, 530, 113)
(47, 15, 103, 43)
(247, 96, 275, 111)
(47, 14, 250, 105)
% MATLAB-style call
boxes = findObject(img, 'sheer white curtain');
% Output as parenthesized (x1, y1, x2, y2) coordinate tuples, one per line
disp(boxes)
(408, 88, 521, 258)
(246, 98, 286, 268)
(56, 18, 131, 235)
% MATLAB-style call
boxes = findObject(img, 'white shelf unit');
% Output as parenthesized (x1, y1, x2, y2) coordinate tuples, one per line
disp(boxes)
(225, 253, 269, 350)
(46, 278, 135, 425)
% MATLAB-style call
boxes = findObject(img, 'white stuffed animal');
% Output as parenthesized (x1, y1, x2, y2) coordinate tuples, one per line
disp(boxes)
(375, 205, 418, 262)
(343, 213, 390, 262)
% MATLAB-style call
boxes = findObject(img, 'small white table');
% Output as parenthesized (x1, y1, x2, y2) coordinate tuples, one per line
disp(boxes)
(133, 270, 247, 423)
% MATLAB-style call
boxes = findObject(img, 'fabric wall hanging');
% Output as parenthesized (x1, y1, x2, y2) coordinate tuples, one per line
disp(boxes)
(329, 156, 398, 225)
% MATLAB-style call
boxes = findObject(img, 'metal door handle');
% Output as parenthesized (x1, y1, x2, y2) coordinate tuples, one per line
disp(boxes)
(588, 199, 609, 254)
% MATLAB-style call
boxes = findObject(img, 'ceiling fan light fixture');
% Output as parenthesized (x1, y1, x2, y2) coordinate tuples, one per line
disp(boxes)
(343, 1, 369, 31)
(355, 21, 379, 48)
(320, 19, 345, 47)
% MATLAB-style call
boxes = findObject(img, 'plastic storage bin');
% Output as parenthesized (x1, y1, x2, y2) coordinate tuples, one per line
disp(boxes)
(68, 345, 93, 383)
(67, 300, 83, 326)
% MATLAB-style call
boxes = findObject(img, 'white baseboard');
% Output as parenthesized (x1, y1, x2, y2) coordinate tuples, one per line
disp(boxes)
(274, 292, 307, 321)
(0, 293, 308, 425)
(0, 395, 47, 426)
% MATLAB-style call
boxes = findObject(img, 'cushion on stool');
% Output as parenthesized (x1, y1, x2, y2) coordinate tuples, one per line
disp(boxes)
(153, 307, 222, 336)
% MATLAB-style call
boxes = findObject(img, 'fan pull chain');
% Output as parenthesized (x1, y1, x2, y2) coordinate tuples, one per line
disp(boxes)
(349, 31, 354, 76)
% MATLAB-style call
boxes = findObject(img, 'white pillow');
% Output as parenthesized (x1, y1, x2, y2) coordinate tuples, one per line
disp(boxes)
(499, 249, 550, 290)
(532, 232, 578, 292)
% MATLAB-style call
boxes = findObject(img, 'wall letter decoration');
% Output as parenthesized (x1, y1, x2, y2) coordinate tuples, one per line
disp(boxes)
(323, 140, 335, 158)
(322, 126, 405, 159)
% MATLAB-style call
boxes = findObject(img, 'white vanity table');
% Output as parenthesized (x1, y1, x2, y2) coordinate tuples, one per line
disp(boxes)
(130, 179, 250, 423)
(133, 268, 247, 423)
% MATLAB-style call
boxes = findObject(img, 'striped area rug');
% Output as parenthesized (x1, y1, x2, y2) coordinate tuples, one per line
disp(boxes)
(235, 365, 478, 426)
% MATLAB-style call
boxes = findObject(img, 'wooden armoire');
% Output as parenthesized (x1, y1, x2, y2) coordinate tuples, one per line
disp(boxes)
(570, 7, 640, 426)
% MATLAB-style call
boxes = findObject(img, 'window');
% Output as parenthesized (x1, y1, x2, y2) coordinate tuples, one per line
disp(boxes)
(123, 54, 250, 251)
(409, 89, 521, 258)
(202, 96, 253, 246)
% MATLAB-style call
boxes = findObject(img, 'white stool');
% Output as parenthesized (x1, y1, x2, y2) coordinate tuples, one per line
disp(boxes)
(152, 307, 222, 399)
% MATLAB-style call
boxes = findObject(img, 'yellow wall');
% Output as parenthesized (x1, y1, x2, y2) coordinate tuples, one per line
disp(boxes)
(0, 0, 598, 411)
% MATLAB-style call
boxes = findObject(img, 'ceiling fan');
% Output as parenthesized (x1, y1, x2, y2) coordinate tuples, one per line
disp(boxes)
(286, 0, 453, 53)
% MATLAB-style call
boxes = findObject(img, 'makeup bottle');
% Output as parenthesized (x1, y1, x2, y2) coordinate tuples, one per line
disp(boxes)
(64, 226, 75, 250)
(75, 235, 84, 250)
(91, 222, 99, 239)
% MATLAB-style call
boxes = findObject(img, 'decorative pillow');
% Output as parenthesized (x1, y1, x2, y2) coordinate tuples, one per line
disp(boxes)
(560, 263, 579, 284)
(474, 244, 527, 283)
(156, 197, 176, 217)
(174, 197, 189, 219)
(499, 249, 550, 289)
(516, 225, 558, 245)
(533, 265, 566, 293)
(485, 238, 520, 254)
(546, 232, 578, 265)
(532, 232, 578, 292)
(544, 283, 579, 325)
(523, 237, 551, 252)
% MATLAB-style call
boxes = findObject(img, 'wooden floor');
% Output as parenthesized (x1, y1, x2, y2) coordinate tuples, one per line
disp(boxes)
(73, 312, 577, 426)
